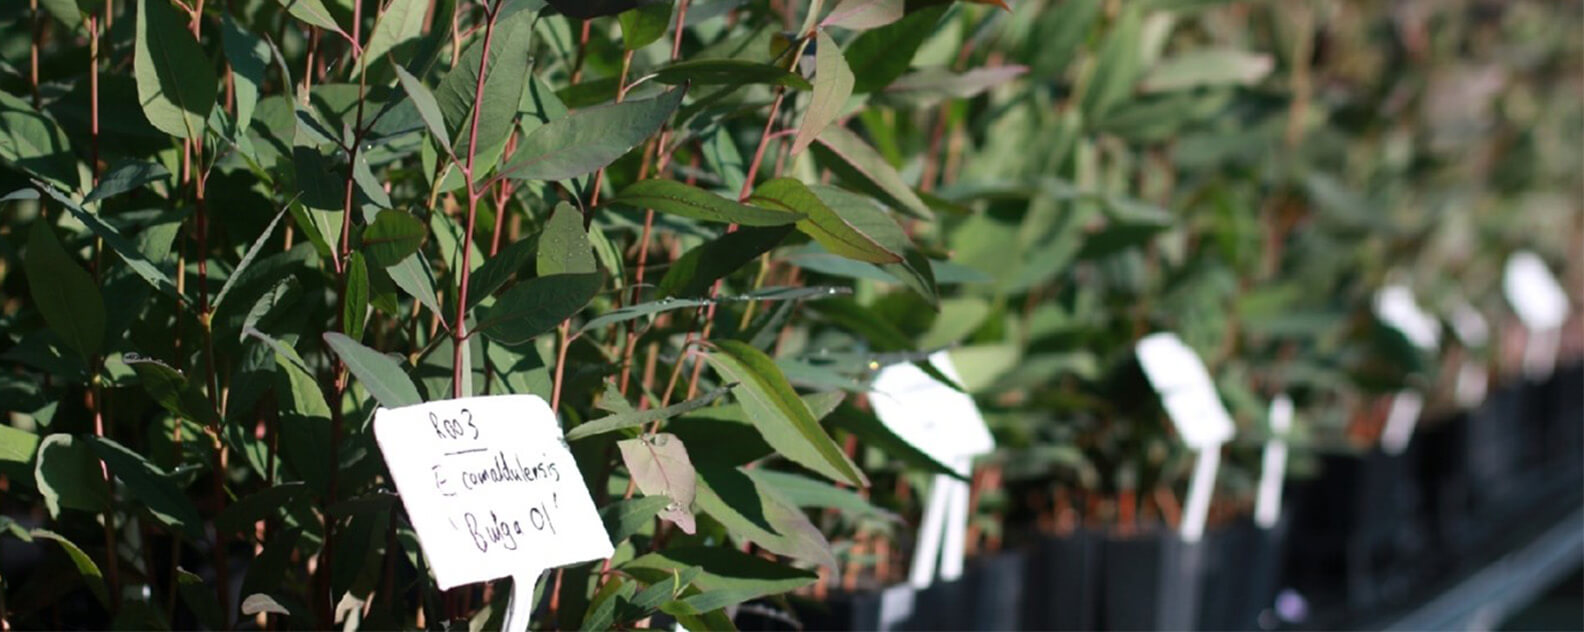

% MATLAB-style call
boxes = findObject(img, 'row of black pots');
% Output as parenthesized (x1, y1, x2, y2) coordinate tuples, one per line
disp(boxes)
(739, 362, 1578, 631)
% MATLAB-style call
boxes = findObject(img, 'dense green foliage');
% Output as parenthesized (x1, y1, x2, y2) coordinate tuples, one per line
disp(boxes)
(0, 0, 1579, 629)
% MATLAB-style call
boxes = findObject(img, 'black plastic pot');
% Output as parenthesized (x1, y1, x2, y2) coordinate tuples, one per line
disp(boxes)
(1098, 531, 1204, 631)
(1022, 529, 1100, 631)
(1195, 515, 1289, 631)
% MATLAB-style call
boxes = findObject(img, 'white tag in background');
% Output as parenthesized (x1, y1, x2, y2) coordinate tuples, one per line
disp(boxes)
(1254, 395, 1293, 530)
(1504, 251, 1570, 379)
(1379, 390, 1425, 456)
(871, 352, 995, 589)
(1446, 299, 1491, 407)
(1134, 333, 1235, 543)
(1374, 284, 1441, 352)
(373, 395, 614, 632)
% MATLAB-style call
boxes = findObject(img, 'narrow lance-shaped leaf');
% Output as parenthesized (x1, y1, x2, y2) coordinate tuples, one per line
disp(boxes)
(127, 357, 222, 426)
(619, 2, 672, 50)
(810, 125, 933, 220)
(502, 87, 686, 182)
(749, 178, 899, 264)
(34, 434, 111, 518)
(821, 0, 903, 30)
(600, 496, 672, 544)
(658, 226, 793, 298)
(704, 340, 867, 487)
(214, 203, 291, 311)
(651, 60, 813, 90)
(88, 436, 205, 540)
(34, 180, 179, 297)
(362, 209, 427, 268)
(606, 179, 803, 226)
(568, 387, 730, 441)
(344, 252, 370, 339)
(83, 160, 170, 205)
(274, 0, 346, 37)
(31, 530, 109, 607)
(395, 65, 453, 152)
(618, 433, 698, 534)
(323, 332, 424, 408)
(844, 6, 947, 93)
(359, 0, 428, 75)
(25, 221, 104, 360)
(220, 14, 270, 132)
(135, 0, 217, 139)
(793, 30, 855, 155)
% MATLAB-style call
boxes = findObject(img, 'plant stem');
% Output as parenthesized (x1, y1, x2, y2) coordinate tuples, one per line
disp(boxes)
(451, 3, 499, 400)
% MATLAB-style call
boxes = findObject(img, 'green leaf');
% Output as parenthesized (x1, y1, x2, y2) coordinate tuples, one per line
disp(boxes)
(599, 496, 670, 544)
(746, 469, 899, 522)
(435, 8, 536, 172)
(1080, 3, 1142, 122)
(83, 160, 170, 205)
(0, 93, 75, 187)
(395, 65, 452, 151)
(220, 14, 270, 132)
(88, 436, 205, 540)
(811, 125, 933, 220)
(1026, 0, 1098, 78)
(704, 340, 866, 487)
(25, 221, 104, 360)
(651, 60, 812, 90)
(215, 482, 309, 534)
(388, 253, 444, 318)
(567, 387, 729, 441)
(619, 2, 672, 50)
(606, 180, 802, 226)
(658, 226, 793, 298)
(617, 433, 698, 534)
(502, 87, 685, 182)
(844, 5, 947, 93)
(33, 181, 179, 297)
(538, 202, 598, 276)
(176, 568, 225, 630)
(38, 0, 85, 30)
(135, 0, 217, 139)
(794, 31, 855, 157)
(622, 547, 817, 600)
(1140, 49, 1273, 93)
(0, 425, 39, 465)
(34, 434, 111, 518)
(362, 209, 427, 268)
(821, 0, 903, 30)
(476, 273, 603, 344)
(886, 65, 1028, 101)
(275, 0, 346, 35)
(126, 357, 222, 426)
(344, 252, 369, 339)
(576, 286, 840, 335)
(694, 464, 836, 570)
(359, 0, 428, 74)
(466, 235, 538, 308)
(31, 529, 109, 607)
(324, 332, 424, 408)
(749, 178, 899, 264)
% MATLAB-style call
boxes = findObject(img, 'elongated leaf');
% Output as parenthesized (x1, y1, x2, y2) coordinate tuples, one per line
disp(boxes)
(0, 426, 39, 465)
(275, 0, 345, 35)
(622, 547, 817, 599)
(344, 252, 370, 339)
(395, 65, 452, 151)
(1140, 49, 1273, 93)
(845, 6, 947, 93)
(241, 593, 292, 616)
(600, 496, 671, 544)
(750, 178, 899, 264)
(477, 273, 603, 344)
(606, 180, 801, 226)
(135, 0, 216, 139)
(467, 235, 537, 308)
(567, 387, 729, 440)
(619, 2, 672, 50)
(26, 221, 104, 360)
(1080, 4, 1142, 122)
(502, 87, 685, 182)
(747, 469, 899, 521)
(658, 226, 793, 298)
(34, 181, 178, 297)
(221, 14, 270, 132)
(694, 464, 836, 570)
(34, 434, 111, 518)
(215, 204, 290, 311)
(0, 93, 75, 187)
(618, 433, 698, 534)
(887, 65, 1028, 100)
(576, 286, 840, 334)
(821, 0, 903, 29)
(811, 125, 932, 219)
(32, 529, 109, 607)
(363, 209, 426, 267)
(360, 0, 428, 74)
(435, 8, 535, 171)
(88, 436, 204, 540)
(793, 31, 855, 155)
(215, 482, 309, 534)
(324, 332, 423, 408)
(545, 0, 647, 19)
(83, 160, 170, 204)
(704, 340, 866, 487)
(651, 60, 811, 90)
(388, 253, 444, 318)
(538, 202, 597, 276)
(127, 357, 222, 426)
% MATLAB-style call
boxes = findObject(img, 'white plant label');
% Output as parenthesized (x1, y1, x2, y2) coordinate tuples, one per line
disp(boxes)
(1504, 252, 1569, 378)
(1446, 299, 1490, 407)
(1135, 333, 1234, 543)
(1373, 284, 1440, 351)
(1379, 390, 1425, 456)
(871, 352, 994, 588)
(1254, 395, 1293, 529)
(870, 351, 996, 471)
(373, 394, 613, 632)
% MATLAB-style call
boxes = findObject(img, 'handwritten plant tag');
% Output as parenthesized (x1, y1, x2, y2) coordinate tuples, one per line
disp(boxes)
(373, 394, 613, 629)
(869, 351, 995, 473)
(1135, 333, 1235, 450)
